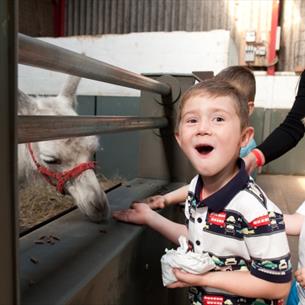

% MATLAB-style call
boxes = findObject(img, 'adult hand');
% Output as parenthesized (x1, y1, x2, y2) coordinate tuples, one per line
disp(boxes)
(112, 202, 155, 225)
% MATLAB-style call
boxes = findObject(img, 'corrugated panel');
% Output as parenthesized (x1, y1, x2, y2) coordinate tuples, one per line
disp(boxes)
(64, 0, 303, 71)
(65, 0, 272, 42)
(65, 0, 241, 35)
(19, 0, 54, 36)
(281, 0, 305, 71)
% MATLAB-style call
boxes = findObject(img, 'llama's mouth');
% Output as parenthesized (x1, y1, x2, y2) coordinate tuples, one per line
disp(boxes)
(195, 144, 214, 155)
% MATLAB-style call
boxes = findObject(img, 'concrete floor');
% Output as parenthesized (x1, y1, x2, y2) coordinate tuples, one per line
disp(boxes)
(256, 174, 305, 273)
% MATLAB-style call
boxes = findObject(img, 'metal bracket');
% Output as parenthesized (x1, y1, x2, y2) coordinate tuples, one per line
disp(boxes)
(153, 75, 181, 105)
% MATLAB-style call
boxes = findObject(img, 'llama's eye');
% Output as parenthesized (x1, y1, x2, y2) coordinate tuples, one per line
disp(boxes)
(44, 159, 62, 165)
(42, 157, 62, 165)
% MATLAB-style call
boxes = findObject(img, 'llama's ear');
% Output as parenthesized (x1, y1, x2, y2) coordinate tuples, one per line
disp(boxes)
(59, 75, 81, 108)
(18, 89, 35, 114)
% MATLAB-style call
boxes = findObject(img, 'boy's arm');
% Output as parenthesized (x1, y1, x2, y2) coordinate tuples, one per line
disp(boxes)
(112, 203, 188, 244)
(142, 185, 189, 209)
(284, 213, 305, 235)
(164, 185, 189, 205)
(169, 269, 290, 300)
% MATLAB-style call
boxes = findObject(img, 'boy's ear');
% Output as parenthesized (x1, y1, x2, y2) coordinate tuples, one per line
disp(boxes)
(240, 126, 254, 148)
(248, 101, 255, 116)
(175, 131, 182, 147)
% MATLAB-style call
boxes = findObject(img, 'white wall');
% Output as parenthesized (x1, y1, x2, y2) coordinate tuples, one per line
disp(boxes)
(18, 30, 237, 97)
(18, 31, 300, 109)
(255, 72, 300, 109)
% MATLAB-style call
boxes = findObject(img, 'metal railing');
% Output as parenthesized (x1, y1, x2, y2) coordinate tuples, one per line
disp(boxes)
(18, 115, 168, 143)
(18, 33, 173, 143)
(19, 34, 171, 96)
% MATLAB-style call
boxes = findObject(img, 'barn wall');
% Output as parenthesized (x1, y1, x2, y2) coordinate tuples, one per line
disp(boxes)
(280, 0, 305, 71)
(65, 0, 305, 71)
(19, 0, 305, 72)
(64, 0, 305, 72)
(19, 0, 54, 37)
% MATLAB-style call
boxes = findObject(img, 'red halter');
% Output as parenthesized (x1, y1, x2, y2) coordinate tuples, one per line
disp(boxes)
(27, 143, 96, 194)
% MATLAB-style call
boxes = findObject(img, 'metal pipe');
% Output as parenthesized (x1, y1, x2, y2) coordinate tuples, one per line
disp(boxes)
(18, 33, 172, 96)
(0, 0, 19, 304)
(18, 115, 168, 143)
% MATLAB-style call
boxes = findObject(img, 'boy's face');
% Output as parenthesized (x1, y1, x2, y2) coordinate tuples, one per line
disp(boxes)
(175, 94, 252, 178)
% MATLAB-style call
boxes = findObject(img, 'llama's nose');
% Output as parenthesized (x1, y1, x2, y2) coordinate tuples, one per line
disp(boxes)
(65, 170, 110, 222)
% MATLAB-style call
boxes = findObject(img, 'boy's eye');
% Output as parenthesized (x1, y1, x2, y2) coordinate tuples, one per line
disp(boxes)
(186, 118, 198, 124)
(213, 116, 224, 122)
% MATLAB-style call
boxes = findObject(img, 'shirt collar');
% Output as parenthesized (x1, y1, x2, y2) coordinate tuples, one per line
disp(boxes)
(194, 158, 249, 212)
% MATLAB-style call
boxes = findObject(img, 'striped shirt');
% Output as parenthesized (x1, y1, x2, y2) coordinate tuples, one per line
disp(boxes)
(185, 159, 291, 305)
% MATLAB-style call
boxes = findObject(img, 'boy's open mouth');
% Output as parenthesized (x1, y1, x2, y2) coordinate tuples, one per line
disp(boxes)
(195, 144, 214, 155)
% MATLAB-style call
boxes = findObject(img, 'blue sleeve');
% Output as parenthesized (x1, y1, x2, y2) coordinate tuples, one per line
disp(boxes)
(239, 138, 257, 158)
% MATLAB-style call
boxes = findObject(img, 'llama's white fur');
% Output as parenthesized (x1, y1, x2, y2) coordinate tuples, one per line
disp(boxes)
(18, 76, 110, 222)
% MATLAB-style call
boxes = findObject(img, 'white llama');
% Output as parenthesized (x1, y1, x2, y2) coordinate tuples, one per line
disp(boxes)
(18, 75, 110, 222)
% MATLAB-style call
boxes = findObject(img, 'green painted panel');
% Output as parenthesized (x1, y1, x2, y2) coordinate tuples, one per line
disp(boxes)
(95, 96, 140, 180)
(263, 109, 305, 175)
(76, 95, 140, 180)
(250, 107, 265, 146)
(77, 96, 96, 115)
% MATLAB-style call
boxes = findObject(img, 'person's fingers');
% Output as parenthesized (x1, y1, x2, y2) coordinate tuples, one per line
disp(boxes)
(295, 269, 305, 287)
(131, 202, 142, 209)
(172, 268, 201, 286)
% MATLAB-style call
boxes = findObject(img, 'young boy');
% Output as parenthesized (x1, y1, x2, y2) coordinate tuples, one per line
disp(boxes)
(143, 65, 258, 210)
(285, 203, 305, 304)
(113, 79, 291, 304)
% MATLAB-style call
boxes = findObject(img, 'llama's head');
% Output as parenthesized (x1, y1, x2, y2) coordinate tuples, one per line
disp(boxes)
(18, 76, 110, 222)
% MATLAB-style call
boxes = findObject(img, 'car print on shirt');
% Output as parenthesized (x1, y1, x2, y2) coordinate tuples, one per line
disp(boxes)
(208, 212, 226, 227)
(225, 257, 238, 266)
(239, 227, 255, 235)
(249, 215, 271, 229)
(224, 215, 239, 235)
(261, 260, 278, 270)
(203, 295, 224, 305)
(211, 255, 225, 267)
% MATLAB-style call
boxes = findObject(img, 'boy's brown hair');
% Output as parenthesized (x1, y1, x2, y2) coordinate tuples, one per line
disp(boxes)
(176, 79, 249, 130)
(214, 65, 256, 102)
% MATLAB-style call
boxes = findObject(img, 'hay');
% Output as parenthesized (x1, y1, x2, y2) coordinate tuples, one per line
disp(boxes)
(19, 176, 124, 232)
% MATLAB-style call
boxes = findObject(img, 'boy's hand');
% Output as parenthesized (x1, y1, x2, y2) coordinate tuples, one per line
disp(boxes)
(295, 268, 305, 288)
(167, 268, 206, 288)
(141, 195, 167, 209)
(112, 202, 154, 225)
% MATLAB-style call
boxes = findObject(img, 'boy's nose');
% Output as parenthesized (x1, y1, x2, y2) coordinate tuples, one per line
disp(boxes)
(197, 121, 211, 135)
